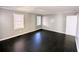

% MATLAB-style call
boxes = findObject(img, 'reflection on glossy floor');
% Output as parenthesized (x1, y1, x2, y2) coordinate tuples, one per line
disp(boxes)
(0, 29, 77, 52)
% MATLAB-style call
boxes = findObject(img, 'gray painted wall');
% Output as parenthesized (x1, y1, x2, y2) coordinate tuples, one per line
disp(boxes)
(0, 9, 39, 40)
(42, 14, 66, 34)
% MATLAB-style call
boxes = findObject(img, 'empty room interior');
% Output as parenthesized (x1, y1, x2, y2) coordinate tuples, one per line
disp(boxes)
(0, 6, 79, 52)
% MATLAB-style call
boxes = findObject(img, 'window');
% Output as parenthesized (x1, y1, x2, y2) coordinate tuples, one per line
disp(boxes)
(14, 13, 24, 30)
(36, 16, 42, 25)
(66, 16, 77, 36)
(42, 16, 48, 26)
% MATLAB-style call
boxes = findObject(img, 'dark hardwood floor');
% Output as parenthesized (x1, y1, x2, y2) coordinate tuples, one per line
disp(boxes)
(0, 29, 77, 52)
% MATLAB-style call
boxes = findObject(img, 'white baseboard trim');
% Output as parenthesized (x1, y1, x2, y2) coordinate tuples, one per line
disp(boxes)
(0, 30, 38, 41)
(43, 28, 65, 34)
(43, 28, 76, 36)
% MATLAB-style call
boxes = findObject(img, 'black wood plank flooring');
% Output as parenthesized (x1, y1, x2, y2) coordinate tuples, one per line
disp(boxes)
(0, 29, 77, 52)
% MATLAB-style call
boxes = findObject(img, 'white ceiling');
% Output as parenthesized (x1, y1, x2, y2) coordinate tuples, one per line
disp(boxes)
(0, 6, 79, 15)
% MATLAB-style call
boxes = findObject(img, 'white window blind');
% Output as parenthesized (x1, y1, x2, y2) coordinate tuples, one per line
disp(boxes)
(14, 13, 24, 30)
(36, 16, 42, 25)
(66, 16, 77, 36)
